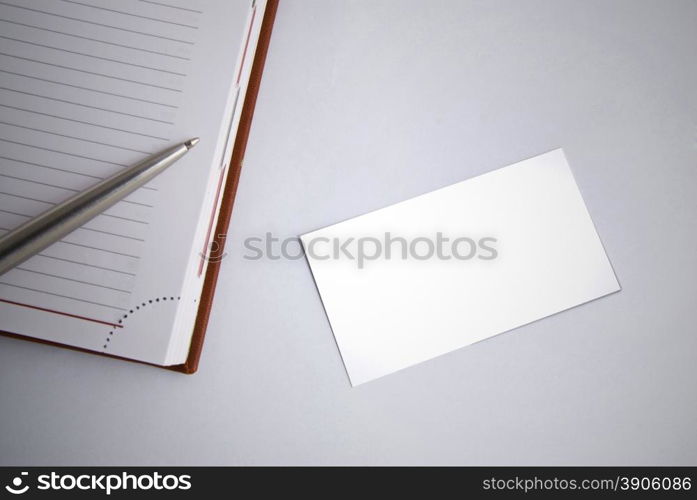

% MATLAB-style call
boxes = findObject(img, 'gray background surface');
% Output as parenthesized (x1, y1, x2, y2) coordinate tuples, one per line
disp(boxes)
(1, 0, 696, 465)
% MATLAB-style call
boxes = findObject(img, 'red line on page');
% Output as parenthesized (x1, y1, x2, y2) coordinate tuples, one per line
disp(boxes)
(236, 5, 257, 85)
(198, 168, 227, 277)
(0, 298, 123, 328)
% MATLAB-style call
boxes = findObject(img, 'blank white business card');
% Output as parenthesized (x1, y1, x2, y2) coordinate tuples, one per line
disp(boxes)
(301, 149, 620, 386)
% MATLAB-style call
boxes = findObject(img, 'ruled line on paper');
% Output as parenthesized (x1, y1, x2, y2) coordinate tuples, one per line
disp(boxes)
(0, 105, 169, 138)
(0, 222, 142, 275)
(0, 155, 100, 179)
(99, 213, 149, 224)
(0, 107, 170, 142)
(119, 199, 153, 208)
(0, 208, 36, 218)
(0, 219, 142, 242)
(0, 35, 188, 76)
(0, 86, 173, 122)
(0, 172, 154, 195)
(0, 282, 129, 311)
(0, 155, 157, 191)
(0, 191, 61, 205)
(0, 297, 125, 327)
(14, 263, 133, 292)
(13, 267, 132, 294)
(0, 226, 141, 269)
(0, 173, 82, 192)
(0, 137, 130, 165)
(0, 1, 196, 45)
(0, 19, 191, 60)
(0, 190, 154, 209)
(0, 120, 154, 154)
(60, 0, 200, 30)
(0, 69, 179, 108)
(0, 207, 149, 226)
(0, 186, 153, 211)
(139, 0, 203, 15)
(0, 88, 173, 123)
(68, 226, 145, 242)
(37, 254, 137, 276)
(55, 240, 141, 259)
(0, 52, 184, 92)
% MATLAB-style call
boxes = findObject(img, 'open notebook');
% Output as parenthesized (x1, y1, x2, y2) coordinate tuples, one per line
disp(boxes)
(0, 0, 278, 372)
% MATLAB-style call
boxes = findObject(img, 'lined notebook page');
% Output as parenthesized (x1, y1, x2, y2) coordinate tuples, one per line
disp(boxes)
(0, 0, 260, 363)
(0, 0, 199, 317)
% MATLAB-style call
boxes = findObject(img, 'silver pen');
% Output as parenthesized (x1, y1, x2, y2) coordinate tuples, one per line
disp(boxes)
(0, 137, 200, 276)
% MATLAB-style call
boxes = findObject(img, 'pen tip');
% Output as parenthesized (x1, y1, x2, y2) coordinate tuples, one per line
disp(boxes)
(185, 137, 200, 149)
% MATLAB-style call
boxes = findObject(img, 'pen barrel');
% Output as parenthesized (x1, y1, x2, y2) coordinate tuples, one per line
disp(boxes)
(0, 143, 189, 276)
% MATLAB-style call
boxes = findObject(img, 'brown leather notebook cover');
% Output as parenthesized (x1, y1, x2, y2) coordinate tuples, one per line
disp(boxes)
(0, 0, 280, 374)
(174, 0, 280, 374)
